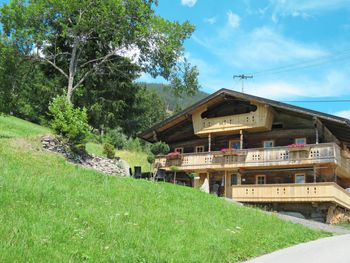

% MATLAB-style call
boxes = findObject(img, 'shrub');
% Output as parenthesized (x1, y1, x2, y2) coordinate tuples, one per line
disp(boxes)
(124, 137, 143, 152)
(103, 142, 116, 159)
(150, 141, 170, 155)
(104, 127, 127, 149)
(147, 154, 155, 164)
(48, 96, 91, 148)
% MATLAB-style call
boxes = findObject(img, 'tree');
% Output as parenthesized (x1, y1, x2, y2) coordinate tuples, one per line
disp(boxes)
(170, 166, 179, 184)
(0, 36, 62, 120)
(0, 0, 199, 104)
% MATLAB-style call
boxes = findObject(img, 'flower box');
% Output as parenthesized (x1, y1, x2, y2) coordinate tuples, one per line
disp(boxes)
(287, 144, 310, 152)
(220, 148, 239, 156)
(166, 152, 182, 159)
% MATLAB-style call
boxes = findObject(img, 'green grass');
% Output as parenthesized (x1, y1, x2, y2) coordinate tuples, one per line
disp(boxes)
(337, 222, 350, 230)
(0, 116, 331, 262)
(0, 115, 50, 138)
(86, 142, 150, 172)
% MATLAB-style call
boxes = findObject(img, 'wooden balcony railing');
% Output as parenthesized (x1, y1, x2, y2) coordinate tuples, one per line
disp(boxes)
(231, 182, 350, 210)
(155, 143, 339, 171)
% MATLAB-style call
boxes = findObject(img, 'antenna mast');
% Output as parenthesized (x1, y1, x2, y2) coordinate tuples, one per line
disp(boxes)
(233, 74, 253, 93)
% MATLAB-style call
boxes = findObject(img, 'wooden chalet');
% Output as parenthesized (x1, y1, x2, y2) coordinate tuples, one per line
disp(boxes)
(139, 89, 350, 222)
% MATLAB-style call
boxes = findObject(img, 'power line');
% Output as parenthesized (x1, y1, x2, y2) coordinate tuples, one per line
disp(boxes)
(250, 48, 350, 76)
(282, 100, 350, 103)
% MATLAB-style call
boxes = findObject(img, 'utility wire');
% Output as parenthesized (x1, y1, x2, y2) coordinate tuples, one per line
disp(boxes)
(250, 48, 350, 76)
(282, 100, 350, 103)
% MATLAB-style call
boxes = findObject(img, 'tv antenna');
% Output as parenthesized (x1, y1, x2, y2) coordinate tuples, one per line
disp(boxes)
(233, 74, 253, 93)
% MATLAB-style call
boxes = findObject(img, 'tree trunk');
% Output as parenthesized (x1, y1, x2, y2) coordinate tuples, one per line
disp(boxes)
(174, 171, 176, 184)
(67, 76, 74, 103)
(66, 37, 79, 104)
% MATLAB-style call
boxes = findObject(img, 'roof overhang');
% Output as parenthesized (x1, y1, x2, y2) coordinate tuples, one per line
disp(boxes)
(139, 89, 350, 145)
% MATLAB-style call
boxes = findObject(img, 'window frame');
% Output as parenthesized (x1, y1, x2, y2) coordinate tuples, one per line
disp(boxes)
(294, 173, 306, 184)
(295, 137, 307, 145)
(195, 145, 205, 153)
(263, 140, 275, 148)
(255, 175, 266, 185)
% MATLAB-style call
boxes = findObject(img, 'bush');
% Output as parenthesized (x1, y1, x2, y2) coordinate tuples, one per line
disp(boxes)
(104, 127, 127, 149)
(124, 137, 143, 152)
(147, 154, 155, 164)
(150, 141, 170, 155)
(48, 95, 91, 148)
(103, 142, 116, 159)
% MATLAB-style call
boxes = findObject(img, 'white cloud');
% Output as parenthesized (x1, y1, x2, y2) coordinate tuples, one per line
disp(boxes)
(334, 110, 350, 120)
(181, 0, 197, 7)
(269, 0, 350, 21)
(194, 27, 326, 70)
(227, 11, 240, 28)
(204, 16, 217, 25)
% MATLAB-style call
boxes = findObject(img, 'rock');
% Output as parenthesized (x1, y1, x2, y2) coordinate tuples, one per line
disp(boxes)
(40, 135, 130, 177)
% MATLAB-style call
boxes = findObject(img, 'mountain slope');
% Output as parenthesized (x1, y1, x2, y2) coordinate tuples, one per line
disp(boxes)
(0, 116, 330, 262)
(144, 83, 208, 111)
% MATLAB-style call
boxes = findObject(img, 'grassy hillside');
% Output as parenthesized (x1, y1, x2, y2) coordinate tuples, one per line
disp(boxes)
(144, 83, 208, 111)
(0, 115, 50, 138)
(0, 116, 330, 262)
(86, 142, 150, 172)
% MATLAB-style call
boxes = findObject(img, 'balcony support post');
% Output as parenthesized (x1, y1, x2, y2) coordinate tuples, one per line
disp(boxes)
(240, 130, 244, 149)
(208, 133, 211, 152)
(313, 165, 317, 183)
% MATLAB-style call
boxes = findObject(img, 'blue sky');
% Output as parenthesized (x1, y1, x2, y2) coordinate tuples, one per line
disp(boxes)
(144, 0, 350, 119)
(1, 0, 350, 118)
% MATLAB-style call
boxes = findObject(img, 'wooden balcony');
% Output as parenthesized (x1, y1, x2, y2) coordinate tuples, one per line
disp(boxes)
(192, 103, 273, 135)
(231, 182, 350, 210)
(155, 143, 346, 172)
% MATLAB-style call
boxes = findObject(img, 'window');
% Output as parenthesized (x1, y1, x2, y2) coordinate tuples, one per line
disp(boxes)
(263, 140, 274, 148)
(295, 138, 307, 145)
(229, 140, 241, 150)
(256, 175, 266, 185)
(295, 173, 306, 184)
(195, 146, 205, 153)
(174, 147, 184, 154)
(231, 174, 238, 185)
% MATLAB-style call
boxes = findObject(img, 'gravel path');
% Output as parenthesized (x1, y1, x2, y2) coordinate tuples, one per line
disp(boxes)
(224, 198, 350, 235)
(275, 212, 350, 235)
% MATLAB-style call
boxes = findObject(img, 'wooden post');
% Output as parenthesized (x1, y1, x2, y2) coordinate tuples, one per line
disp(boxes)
(240, 130, 243, 149)
(208, 133, 212, 152)
(314, 117, 319, 144)
(237, 172, 242, 185)
(313, 165, 316, 183)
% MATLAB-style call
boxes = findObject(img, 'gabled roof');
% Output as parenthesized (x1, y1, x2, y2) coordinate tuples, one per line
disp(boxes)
(140, 88, 350, 144)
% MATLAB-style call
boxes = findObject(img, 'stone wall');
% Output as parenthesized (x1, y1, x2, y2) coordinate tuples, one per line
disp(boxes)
(326, 206, 350, 224)
(41, 135, 130, 176)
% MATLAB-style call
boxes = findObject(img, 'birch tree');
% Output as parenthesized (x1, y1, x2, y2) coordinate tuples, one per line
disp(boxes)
(0, 0, 198, 104)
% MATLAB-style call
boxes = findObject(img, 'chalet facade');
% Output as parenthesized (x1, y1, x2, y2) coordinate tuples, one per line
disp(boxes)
(140, 89, 350, 222)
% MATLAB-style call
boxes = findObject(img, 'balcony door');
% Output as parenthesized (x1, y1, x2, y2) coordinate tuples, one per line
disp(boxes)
(256, 175, 266, 185)
(229, 140, 241, 150)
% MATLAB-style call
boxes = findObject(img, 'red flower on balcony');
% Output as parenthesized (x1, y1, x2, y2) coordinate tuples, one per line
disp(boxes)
(166, 151, 182, 159)
(288, 143, 306, 147)
(220, 148, 237, 155)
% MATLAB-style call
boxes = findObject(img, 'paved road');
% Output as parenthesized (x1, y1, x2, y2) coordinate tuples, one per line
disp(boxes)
(245, 234, 350, 263)
(224, 198, 350, 235)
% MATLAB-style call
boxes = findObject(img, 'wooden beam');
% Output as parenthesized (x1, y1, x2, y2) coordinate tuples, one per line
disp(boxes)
(208, 133, 212, 152)
(240, 130, 243, 149)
